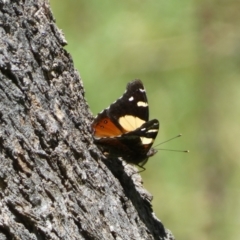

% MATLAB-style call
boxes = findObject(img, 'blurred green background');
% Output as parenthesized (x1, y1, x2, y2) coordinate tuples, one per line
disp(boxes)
(50, 1, 240, 239)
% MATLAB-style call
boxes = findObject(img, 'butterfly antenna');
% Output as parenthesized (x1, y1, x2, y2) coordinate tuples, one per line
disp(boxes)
(157, 148, 189, 153)
(154, 134, 189, 153)
(154, 134, 182, 147)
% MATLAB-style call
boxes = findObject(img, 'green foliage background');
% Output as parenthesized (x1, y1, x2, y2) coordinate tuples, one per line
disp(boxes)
(50, 1, 240, 239)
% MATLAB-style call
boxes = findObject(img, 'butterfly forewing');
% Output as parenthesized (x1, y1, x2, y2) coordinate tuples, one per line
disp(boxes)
(92, 116, 126, 137)
(108, 80, 149, 128)
(92, 80, 149, 137)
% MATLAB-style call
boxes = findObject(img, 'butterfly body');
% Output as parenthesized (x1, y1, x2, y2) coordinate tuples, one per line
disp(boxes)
(92, 80, 159, 167)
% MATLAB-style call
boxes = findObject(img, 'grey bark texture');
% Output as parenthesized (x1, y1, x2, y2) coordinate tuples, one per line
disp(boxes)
(0, 0, 175, 239)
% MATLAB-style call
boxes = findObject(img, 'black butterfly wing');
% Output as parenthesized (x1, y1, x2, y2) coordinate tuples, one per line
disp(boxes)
(94, 119, 159, 165)
(92, 79, 149, 138)
(108, 79, 149, 124)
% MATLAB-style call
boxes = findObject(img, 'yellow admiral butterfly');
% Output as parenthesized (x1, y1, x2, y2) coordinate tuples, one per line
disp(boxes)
(92, 79, 159, 169)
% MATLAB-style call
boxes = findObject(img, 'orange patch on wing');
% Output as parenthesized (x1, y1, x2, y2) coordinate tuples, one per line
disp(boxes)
(93, 118, 125, 137)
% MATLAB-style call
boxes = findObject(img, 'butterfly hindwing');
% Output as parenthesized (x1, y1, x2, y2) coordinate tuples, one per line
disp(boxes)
(94, 119, 159, 165)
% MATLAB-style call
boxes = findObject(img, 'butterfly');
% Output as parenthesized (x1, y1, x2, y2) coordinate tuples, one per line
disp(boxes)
(91, 79, 159, 170)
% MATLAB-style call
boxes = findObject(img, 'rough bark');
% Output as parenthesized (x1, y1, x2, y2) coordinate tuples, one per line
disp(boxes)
(0, 0, 175, 239)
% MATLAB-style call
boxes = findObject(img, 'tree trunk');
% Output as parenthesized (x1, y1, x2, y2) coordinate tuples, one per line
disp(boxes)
(0, 0, 175, 239)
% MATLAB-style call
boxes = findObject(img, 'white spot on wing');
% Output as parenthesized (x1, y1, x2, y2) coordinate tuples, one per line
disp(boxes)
(137, 101, 148, 107)
(147, 129, 158, 133)
(119, 115, 145, 131)
(140, 137, 153, 144)
(129, 96, 134, 101)
(141, 128, 146, 131)
(139, 88, 145, 92)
